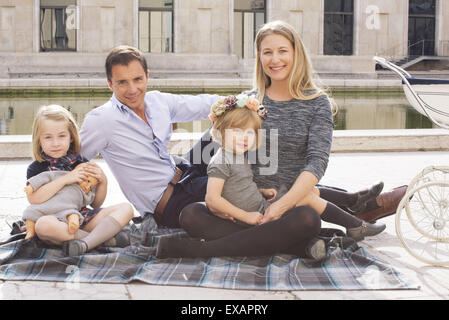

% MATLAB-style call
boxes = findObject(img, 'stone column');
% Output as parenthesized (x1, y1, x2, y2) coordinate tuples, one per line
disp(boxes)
(0, 0, 34, 53)
(80, 0, 134, 53)
(436, 0, 449, 56)
(176, 0, 230, 54)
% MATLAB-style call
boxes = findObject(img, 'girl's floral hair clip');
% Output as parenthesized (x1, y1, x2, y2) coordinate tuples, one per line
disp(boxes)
(208, 94, 268, 122)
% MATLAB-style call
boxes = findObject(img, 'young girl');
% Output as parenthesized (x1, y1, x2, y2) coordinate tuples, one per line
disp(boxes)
(25, 104, 134, 256)
(205, 94, 271, 227)
(156, 94, 385, 260)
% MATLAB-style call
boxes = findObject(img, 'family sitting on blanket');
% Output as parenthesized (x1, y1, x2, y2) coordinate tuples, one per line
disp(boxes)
(20, 20, 407, 260)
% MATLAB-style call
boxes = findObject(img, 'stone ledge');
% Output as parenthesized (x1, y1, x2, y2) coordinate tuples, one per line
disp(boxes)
(331, 129, 449, 153)
(0, 78, 402, 90)
(1, 129, 447, 160)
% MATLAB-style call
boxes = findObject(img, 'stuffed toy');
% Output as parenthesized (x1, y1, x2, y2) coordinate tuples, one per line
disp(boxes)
(23, 164, 99, 239)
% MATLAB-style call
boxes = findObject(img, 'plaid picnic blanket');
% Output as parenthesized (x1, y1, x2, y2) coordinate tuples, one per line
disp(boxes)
(0, 216, 417, 290)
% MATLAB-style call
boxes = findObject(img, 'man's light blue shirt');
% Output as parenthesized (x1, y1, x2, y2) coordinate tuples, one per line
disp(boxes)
(80, 90, 220, 216)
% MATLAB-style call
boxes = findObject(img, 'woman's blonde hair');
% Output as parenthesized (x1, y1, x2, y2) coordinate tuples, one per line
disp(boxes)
(211, 107, 263, 151)
(32, 105, 81, 162)
(254, 20, 326, 102)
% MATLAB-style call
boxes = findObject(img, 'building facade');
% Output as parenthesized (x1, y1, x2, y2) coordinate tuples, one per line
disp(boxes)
(0, 0, 448, 79)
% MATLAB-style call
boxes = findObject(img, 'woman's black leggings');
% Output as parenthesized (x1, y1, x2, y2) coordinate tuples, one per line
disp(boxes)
(178, 202, 321, 258)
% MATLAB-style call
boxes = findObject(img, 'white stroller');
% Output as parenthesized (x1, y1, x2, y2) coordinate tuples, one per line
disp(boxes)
(374, 56, 449, 266)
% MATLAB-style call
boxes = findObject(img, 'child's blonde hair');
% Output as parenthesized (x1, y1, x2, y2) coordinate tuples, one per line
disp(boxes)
(211, 106, 263, 151)
(32, 105, 81, 162)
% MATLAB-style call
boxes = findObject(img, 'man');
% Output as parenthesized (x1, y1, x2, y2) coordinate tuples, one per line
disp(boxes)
(80, 45, 220, 228)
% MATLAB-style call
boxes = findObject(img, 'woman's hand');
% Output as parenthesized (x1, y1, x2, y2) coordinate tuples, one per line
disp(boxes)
(260, 171, 319, 225)
(260, 201, 287, 224)
(241, 211, 264, 226)
(259, 188, 277, 202)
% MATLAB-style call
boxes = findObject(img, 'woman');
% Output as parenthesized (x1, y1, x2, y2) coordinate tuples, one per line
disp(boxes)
(156, 21, 387, 261)
(248, 21, 385, 230)
(248, 21, 403, 226)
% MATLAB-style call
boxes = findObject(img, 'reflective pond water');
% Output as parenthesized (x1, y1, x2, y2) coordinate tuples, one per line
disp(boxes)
(0, 89, 433, 135)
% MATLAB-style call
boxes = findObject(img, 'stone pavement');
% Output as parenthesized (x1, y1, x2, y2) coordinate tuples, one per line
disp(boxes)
(1, 151, 449, 300)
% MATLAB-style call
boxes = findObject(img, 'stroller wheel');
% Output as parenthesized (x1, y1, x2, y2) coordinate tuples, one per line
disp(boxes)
(408, 166, 449, 191)
(396, 180, 449, 266)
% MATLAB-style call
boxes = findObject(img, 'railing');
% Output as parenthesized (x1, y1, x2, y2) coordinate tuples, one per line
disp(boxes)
(376, 39, 449, 67)
(408, 40, 425, 57)
(408, 39, 435, 57)
(393, 40, 428, 65)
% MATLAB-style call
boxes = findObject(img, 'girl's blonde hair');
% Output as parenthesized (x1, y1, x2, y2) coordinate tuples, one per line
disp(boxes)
(211, 107, 263, 151)
(254, 20, 326, 102)
(32, 105, 81, 162)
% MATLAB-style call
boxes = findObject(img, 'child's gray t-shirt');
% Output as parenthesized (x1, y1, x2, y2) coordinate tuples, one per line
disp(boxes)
(207, 148, 270, 213)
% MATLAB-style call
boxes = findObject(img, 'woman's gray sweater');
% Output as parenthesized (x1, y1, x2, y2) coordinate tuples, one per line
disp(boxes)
(248, 90, 334, 189)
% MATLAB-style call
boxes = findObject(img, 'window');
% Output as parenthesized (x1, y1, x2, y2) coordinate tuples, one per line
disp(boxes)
(234, 0, 266, 59)
(408, 0, 436, 56)
(139, 0, 173, 53)
(40, 0, 77, 51)
(323, 0, 353, 55)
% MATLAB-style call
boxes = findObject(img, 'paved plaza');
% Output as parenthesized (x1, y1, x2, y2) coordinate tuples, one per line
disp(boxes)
(1, 151, 449, 300)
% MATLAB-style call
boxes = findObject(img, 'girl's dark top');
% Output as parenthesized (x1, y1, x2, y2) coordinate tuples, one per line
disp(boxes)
(246, 89, 334, 190)
(26, 158, 86, 180)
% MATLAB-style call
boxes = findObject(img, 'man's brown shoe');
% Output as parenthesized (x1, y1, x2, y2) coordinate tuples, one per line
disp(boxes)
(355, 185, 408, 223)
